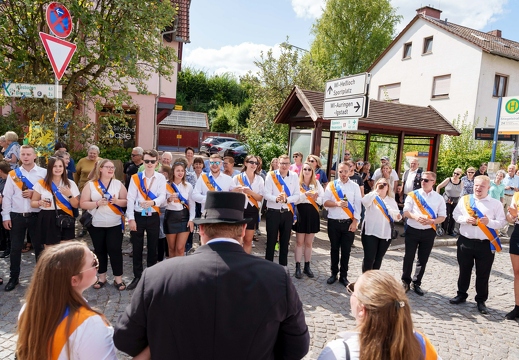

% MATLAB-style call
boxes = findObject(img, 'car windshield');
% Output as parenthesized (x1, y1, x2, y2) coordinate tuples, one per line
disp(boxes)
(202, 138, 213, 143)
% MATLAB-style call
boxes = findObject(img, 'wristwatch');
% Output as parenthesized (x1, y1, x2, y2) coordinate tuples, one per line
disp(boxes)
(68, 195, 73, 199)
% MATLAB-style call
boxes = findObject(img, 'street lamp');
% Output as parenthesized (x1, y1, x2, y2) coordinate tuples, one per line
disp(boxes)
(281, 41, 313, 63)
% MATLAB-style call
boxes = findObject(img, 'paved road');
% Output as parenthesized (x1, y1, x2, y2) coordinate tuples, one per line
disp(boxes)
(0, 222, 518, 359)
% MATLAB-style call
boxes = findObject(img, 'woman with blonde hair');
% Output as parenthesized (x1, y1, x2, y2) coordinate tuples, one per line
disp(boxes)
(461, 166, 476, 196)
(80, 159, 127, 290)
(319, 270, 440, 360)
(4, 131, 21, 169)
(293, 162, 323, 278)
(306, 154, 328, 187)
(360, 178, 402, 272)
(269, 157, 279, 171)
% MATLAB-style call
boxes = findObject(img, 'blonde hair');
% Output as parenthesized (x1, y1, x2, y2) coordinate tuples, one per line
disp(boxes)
(4, 131, 18, 142)
(299, 162, 317, 188)
(306, 154, 322, 168)
(90, 159, 115, 182)
(373, 177, 394, 198)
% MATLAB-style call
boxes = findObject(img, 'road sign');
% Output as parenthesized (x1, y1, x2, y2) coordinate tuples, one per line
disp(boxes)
(330, 118, 358, 131)
(176, 134, 182, 139)
(2, 83, 62, 99)
(39, 32, 77, 81)
(323, 96, 367, 119)
(475, 127, 513, 141)
(498, 96, 519, 134)
(324, 73, 369, 100)
(46, 2, 72, 38)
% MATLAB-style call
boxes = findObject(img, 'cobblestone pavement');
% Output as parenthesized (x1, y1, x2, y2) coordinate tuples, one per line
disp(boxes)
(1, 221, 518, 359)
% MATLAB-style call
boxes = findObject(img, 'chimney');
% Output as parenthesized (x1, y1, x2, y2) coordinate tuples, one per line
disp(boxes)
(416, 6, 442, 19)
(487, 30, 502, 38)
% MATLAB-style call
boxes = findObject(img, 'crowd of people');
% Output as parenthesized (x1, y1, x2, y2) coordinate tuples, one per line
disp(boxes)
(2, 136, 519, 358)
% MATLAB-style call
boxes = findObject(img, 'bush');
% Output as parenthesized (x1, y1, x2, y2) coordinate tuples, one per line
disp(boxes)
(69, 146, 131, 164)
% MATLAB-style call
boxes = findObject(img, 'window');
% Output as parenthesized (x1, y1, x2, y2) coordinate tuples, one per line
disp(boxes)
(378, 83, 401, 103)
(423, 37, 433, 54)
(403, 42, 412, 59)
(493, 74, 508, 97)
(431, 75, 451, 99)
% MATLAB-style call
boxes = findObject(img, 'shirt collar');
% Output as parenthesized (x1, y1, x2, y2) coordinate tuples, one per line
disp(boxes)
(206, 238, 241, 245)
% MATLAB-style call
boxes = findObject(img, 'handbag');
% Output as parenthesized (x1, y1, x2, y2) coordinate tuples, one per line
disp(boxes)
(390, 220, 398, 240)
(51, 188, 76, 229)
(79, 210, 93, 227)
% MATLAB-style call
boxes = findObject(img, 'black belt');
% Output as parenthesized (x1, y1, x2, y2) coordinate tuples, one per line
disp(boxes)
(459, 235, 489, 243)
(329, 218, 353, 224)
(268, 208, 291, 213)
(11, 212, 38, 218)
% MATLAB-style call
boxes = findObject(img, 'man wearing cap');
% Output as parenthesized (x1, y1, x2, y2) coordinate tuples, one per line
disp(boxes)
(192, 154, 234, 211)
(114, 191, 310, 359)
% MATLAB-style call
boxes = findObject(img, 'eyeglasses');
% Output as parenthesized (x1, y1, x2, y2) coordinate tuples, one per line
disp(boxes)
(308, 159, 316, 163)
(303, 168, 312, 171)
(144, 159, 157, 164)
(378, 183, 388, 187)
(102, 166, 115, 170)
(293, 155, 299, 158)
(453, 172, 460, 176)
(247, 161, 259, 165)
(357, 162, 363, 165)
(344, 153, 351, 156)
(78, 252, 99, 273)
(346, 282, 355, 295)
(279, 162, 290, 166)
(421, 179, 433, 183)
(467, 172, 475, 174)
(209, 161, 221, 165)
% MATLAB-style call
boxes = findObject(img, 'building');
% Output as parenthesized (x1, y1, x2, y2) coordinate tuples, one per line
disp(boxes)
(368, 6, 519, 127)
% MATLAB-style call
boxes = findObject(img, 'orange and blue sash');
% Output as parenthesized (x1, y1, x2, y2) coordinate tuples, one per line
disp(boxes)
(270, 171, 297, 222)
(166, 182, 189, 210)
(95, 180, 125, 231)
(132, 173, 160, 214)
(414, 331, 439, 360)
(50, 306, 108, 360)
(49, 181, 74, 217)
(238, 173, 259, 209)
(408, 190, 437, 230)
(373, 195, 393, 224)
(202, 173, 222, 191)
(329, 180, 354, 219)
(463, 194, 502, 252)
(301, 184, 319, 212)
(10, 168, 35, 191)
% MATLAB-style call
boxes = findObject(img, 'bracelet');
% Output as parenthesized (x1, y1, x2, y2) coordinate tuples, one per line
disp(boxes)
(96, 200, 99, 206)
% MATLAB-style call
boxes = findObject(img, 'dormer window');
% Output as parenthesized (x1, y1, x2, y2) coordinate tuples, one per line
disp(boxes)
(403, 42, 412, 59)
(423, 37, 433, 54)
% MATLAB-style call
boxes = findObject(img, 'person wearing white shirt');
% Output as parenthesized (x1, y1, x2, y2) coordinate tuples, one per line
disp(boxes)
(402, 158, 422, 196)
(323, 162, 362, 286)
(264, 154, 300, 266)
(450, 175, 507, 314)
(164, 160, 195, 258)
(372, 156, 399, 191)
(126, 149, 167, 291)
(192, 154, 234, 211)
(233, 155, 264, 254)
(2, 145, 47, 291)
(361, 178, 402, 272)
(402, 171, 446, 297)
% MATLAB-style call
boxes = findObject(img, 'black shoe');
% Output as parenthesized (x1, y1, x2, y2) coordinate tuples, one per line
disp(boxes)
(402, 281, 410, 293)
(0, 249, 10, 258)
(477, 302, 489, 314)
(5, 278, 19, 292)
(338, 277, 349, 287)
(126, 277, 141, 290)
(400, 232, 406, 237)
(413, 284, 424, 296)
(449, 295, 467, 304)
(295, 263, 302, 279)
(505, 307, 519, 320)
(326, 275, 337, 284)
(303, 262, 314, 278)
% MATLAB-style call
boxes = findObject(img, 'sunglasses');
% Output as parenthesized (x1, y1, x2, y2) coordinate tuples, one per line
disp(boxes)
(102, 166, 115, 170)
(309, 159, 316, 162)
(210, 161, 221, 165)
(144, 159, 157, 164)
(293, 155, 299, 158)
(173, 161, 185, 166)
(357, 162, 363, 165)
(421, 179, 433, 183)
(247, 161, 259, 165)
(79, 252, 99, 273)
(467, 172, 475, 174)
(378, 183, 388, 187)
(346, 282, 355, 294)
(453, 172, 460, 176)
(303, 168, 312, 171)
(344, 153, 351, 156)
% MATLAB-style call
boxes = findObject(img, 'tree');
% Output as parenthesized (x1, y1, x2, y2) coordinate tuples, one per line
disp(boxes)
(310, 0, 402, 79)
(242, 43, 325, 165)
(0, 0, 177, 153)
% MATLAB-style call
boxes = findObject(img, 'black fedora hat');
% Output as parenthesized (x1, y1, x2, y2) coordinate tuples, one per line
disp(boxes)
(193, 191, 251, 225)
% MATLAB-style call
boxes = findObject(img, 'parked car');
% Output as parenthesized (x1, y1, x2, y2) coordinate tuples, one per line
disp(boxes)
(199, 136, 237, 156)
(225, 144, 248, 165)
(217, 141, 243, 157)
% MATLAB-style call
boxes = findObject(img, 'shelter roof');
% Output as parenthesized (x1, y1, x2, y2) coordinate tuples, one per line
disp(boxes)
(159, 110, 208, 130)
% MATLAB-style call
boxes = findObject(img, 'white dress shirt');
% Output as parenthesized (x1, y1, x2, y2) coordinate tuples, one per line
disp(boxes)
(323, 179, 362, 221)
(361, 191, 401, 239)
(404, 169, 419, 194)
(126, 172, 167, 220)
(2, 165, 47, 220)
(453, 195, 507, 240)
(297, 181, 324, 206)
(192, 172, 234, 211)
(373, 168, 399, 182)
(404, 189, 446, 230)
(233, 172, 265, 209)
(87, 180, 125, 228)
(165, 181, 196, 221)
(264, 170, 301, 210)
(33, 179, 80, 211)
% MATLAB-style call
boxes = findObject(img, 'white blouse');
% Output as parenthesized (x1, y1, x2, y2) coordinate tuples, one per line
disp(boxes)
(165, 181, 196, 221)
(87, 180, 125, 228)
(33, 179, 80, 211)
(361, 191, 402, 240)
(233, 172, 265, 209)
(297, 181, 324, 206)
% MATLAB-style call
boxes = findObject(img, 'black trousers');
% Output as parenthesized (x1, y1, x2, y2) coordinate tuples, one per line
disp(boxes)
(88, 224, 124, 276)
(327, 219, 355, 278)
(130, 212, 160, 278)
(442, 202, 458, 234)
(362, 233, 391, 272)
(9, 212, 41, 279)
(265, 209, 293, 266)
(456, 236, 495, 302)
(401, 226, 436, 286)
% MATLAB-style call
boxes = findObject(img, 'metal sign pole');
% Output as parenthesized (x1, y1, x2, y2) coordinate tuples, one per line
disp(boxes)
(55, 76, 59, 142)
(491, 96, 502, 162)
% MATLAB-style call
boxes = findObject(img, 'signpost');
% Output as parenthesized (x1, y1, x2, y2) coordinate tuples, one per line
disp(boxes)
(46, 2, 73, 38)
(497, 96, 519, 134)
(330, 118, 358, 131)
(325, 73, 369, 100)
(323, 96, 367, 119)
(3, 83, 62, 99)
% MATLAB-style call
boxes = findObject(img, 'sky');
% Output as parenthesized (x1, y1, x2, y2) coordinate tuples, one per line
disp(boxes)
(184, 0, 519, 78)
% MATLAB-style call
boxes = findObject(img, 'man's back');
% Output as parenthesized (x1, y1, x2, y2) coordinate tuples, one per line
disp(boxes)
(114, 241, 309, 359)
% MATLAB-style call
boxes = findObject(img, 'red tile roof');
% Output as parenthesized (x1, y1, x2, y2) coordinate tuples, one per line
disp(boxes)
(169, 0, 191, 43)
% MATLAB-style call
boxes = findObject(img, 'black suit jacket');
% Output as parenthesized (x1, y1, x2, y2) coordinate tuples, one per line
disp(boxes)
(114, 241, 310, 359)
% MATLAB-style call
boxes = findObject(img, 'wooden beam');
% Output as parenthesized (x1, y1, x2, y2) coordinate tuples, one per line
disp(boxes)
(364, 132, 371, 161)
(312, 121, 323, 156)
(395, 131, 405, 177)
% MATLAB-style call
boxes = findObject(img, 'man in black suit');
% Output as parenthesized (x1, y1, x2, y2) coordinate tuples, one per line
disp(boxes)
(114, 191, 310, 359)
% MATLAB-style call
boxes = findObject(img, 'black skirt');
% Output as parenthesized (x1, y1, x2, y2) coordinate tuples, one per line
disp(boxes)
(164, 208, 190, 234)
(244, 203, 260, 230)
(293, 203, 320, 234)
(36, 209, 75, 245)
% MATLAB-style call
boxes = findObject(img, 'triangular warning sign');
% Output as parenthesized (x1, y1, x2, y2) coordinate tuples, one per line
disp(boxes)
(39, 32, 77, 81)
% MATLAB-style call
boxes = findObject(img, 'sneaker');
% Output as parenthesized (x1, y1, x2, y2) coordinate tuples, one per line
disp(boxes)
(275, 243, 280, 251)
(255, 229, 261, 236)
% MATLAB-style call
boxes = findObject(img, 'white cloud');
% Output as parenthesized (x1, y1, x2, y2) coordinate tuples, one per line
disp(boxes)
(183, 43, 282, 77)
(291, 0, 324, 19)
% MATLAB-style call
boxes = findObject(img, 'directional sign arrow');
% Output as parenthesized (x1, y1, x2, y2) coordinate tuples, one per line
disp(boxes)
(354, 102, 361, 112)
(327, 86, 333, 95)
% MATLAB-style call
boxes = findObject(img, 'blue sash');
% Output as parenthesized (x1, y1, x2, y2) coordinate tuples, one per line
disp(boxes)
(208, 174, 222, 191)
(15, 168, 34, 189)
(170, 182, 189, 209)
(97, 180, 125, 231)
(469, 194, 501, 252)
(241, 173, 260, 221)
(412, 190, 436, 220)
(374, 195, 394, 223)
(333, 180, 355, 216)
(138, 172, 158, 200)
(51, 182, 73, 212)
(275, 170, 297, 222)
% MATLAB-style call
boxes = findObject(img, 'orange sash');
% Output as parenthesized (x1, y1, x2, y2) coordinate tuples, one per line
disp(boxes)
(38, 179, 73, 216)
(131, 174, 160, 214)
(93, 181, 126, 225)
(269, 171, 296, 217)
(238, 174, 259, 209)
(328, 181, 354, 219)
(408, 191, 437, 231)
(300, 185, 319, 212)
(9, 170, 24, 191)
(463, 195, 502, 252)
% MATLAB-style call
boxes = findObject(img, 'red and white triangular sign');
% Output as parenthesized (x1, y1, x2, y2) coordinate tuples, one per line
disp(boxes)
(39, 32, 77, 81)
